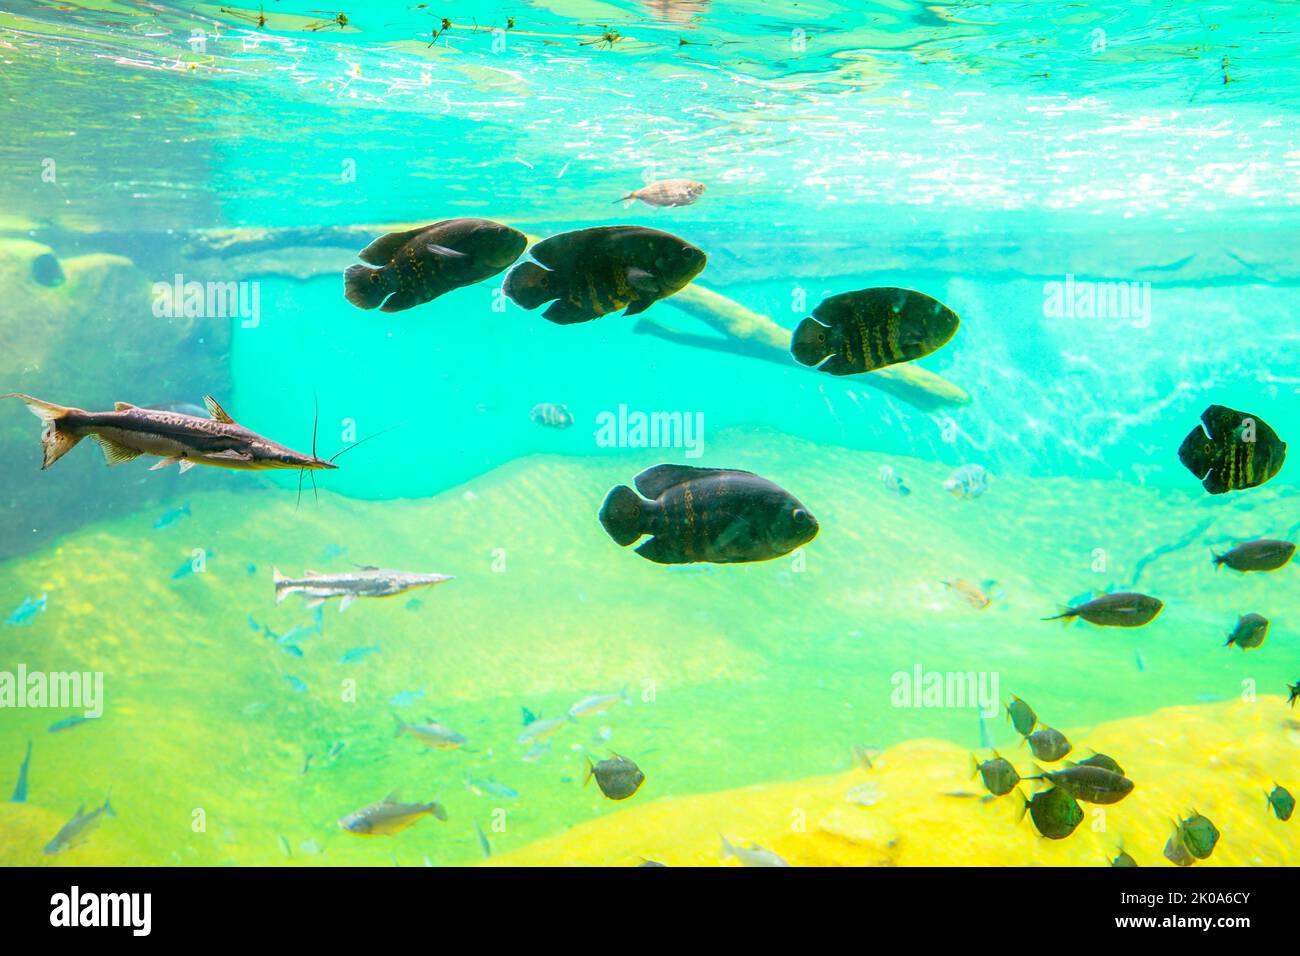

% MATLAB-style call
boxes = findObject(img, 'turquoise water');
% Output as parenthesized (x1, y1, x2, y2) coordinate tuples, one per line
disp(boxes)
(1, 1, 1299, 866)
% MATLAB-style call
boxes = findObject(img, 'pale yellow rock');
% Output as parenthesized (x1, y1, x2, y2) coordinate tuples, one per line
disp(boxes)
(488, 699, 1300, 866)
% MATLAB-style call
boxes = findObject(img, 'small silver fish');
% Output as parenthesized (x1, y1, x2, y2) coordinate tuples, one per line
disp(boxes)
(720, 835, 790, 867)
(619, 178, 706, 208)
(394, 715, 467, 750)
(568, 688, 631, 719)
(517, 714, 574, 745)
(338, 790, 447, 836)
(45, 792, 115, 855)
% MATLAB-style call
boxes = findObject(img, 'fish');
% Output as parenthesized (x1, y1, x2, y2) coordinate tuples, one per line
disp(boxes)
(942, 464, 990, 499)
(1224, 612, 1268, 651)
(44, 792, 115, 854)
(274, 566, 453, 611)
(1025, 764, 1133, 804)
(48, 715, 93, 733)
(720, 835, 791, 867)
(943, 579, 995, 610)
(1178, 404, 1287, 494)
(790, 287, 959, 376)
(1018, 786, 1083, 840)
(1006, 696, 1037, 737)
(394, 714, 467, 750)
(339, 645, 381, 664)
(529, 402, 574, 429)
(516, 714, 574, 746)
(1267, 784, 1295, 822)
(1044, 591, 1163, 628)
(521, 742, 551, 762)
(503, 225, 706, 324)
(971, 753, 1019, 797)
(584, 753, 645, 800)
(389, 689, 426, 708)
(1176, 812, 1220, 860)
(343, 218, 527, 312)
(10, 741, 31, 803)
(474, 821, 492, 858)
(1, 394, 338, 474)
(1075, 753, 1125, 776)
(1213, 538, 1296, 572)
(1024, 727, 1072, 762)
(1289, 681, 1300, 708)
(618, 178, 706, 208)
(878, 464, 910, 496)
(568, 688, 631, 719)
(153, 503, 191, 530)
(1110, 848, 1138, 867)
(599, 464, 818, 565)
(171, 552, 213, 581)
(1163, 828, 1195, 866)
(338, 790, 447, 835)
(285, 676, 309, 693)
(464, 775, 518, 800)
(5, 594, 47, 626)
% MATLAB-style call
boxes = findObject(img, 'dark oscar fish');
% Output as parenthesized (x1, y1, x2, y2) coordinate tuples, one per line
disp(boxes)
(598, 464, 818, 564)
(1213, 539, 1296, 572)
(2, 394, 337, 474)
(790, 287, 959, 376)
(504, 225, 706, 324)
(584, 754, 645, 800)
(1178, 404, 1286, 494)
(344, 218, 526, 312)
(1044, 592, 1163, 628)
(1224, 612, 1268, 650)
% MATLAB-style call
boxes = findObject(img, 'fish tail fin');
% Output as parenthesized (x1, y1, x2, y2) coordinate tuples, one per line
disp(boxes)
(1211, 550, 1225, 569)
(103, 788, 115, 818)
(790, 318, 833, 367)
(720, 834, 735, 858)
(1015, 789, 1029, 823)
(3, 393, 84, 469)
(392, 713, 406, 737)
(583, 757, 594, 788)
(502, 261, 555, 310)
(343, 264, 389, 310)
(1042, 608, 1076, 625)
(969, 753, 980, 780)
(599, 485, 648, 546)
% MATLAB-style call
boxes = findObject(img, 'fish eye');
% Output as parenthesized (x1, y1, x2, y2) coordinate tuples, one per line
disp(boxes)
(792, 508, 808, 523)
(369, 274, 381, 284)
(1203, 441, 1213, 455)
(681, 246, 697, 259)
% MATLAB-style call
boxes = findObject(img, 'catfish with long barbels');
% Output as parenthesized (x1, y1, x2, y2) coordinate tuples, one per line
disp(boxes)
(791, 287, 960, 376)
(2, 393, 348, 475)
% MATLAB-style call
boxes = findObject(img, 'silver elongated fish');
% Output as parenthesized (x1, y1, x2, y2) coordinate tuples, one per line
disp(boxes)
(568, 688, 631, 719)
(273, 566, 454, 612)
(338, 790, 447, 836)
(44, 792, 115, 855)
(720, 835, 790, 867)
(2, 393, 336, 474)
(393, 714, 467, 750)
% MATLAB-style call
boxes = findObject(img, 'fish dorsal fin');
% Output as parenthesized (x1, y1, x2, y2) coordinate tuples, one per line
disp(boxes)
(633, 464, 757, 499)
(357, 225, 444, 265)
(114, 401, 137, 411)
(382, 789, 401, 804)
(203, 395, 236, 424)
